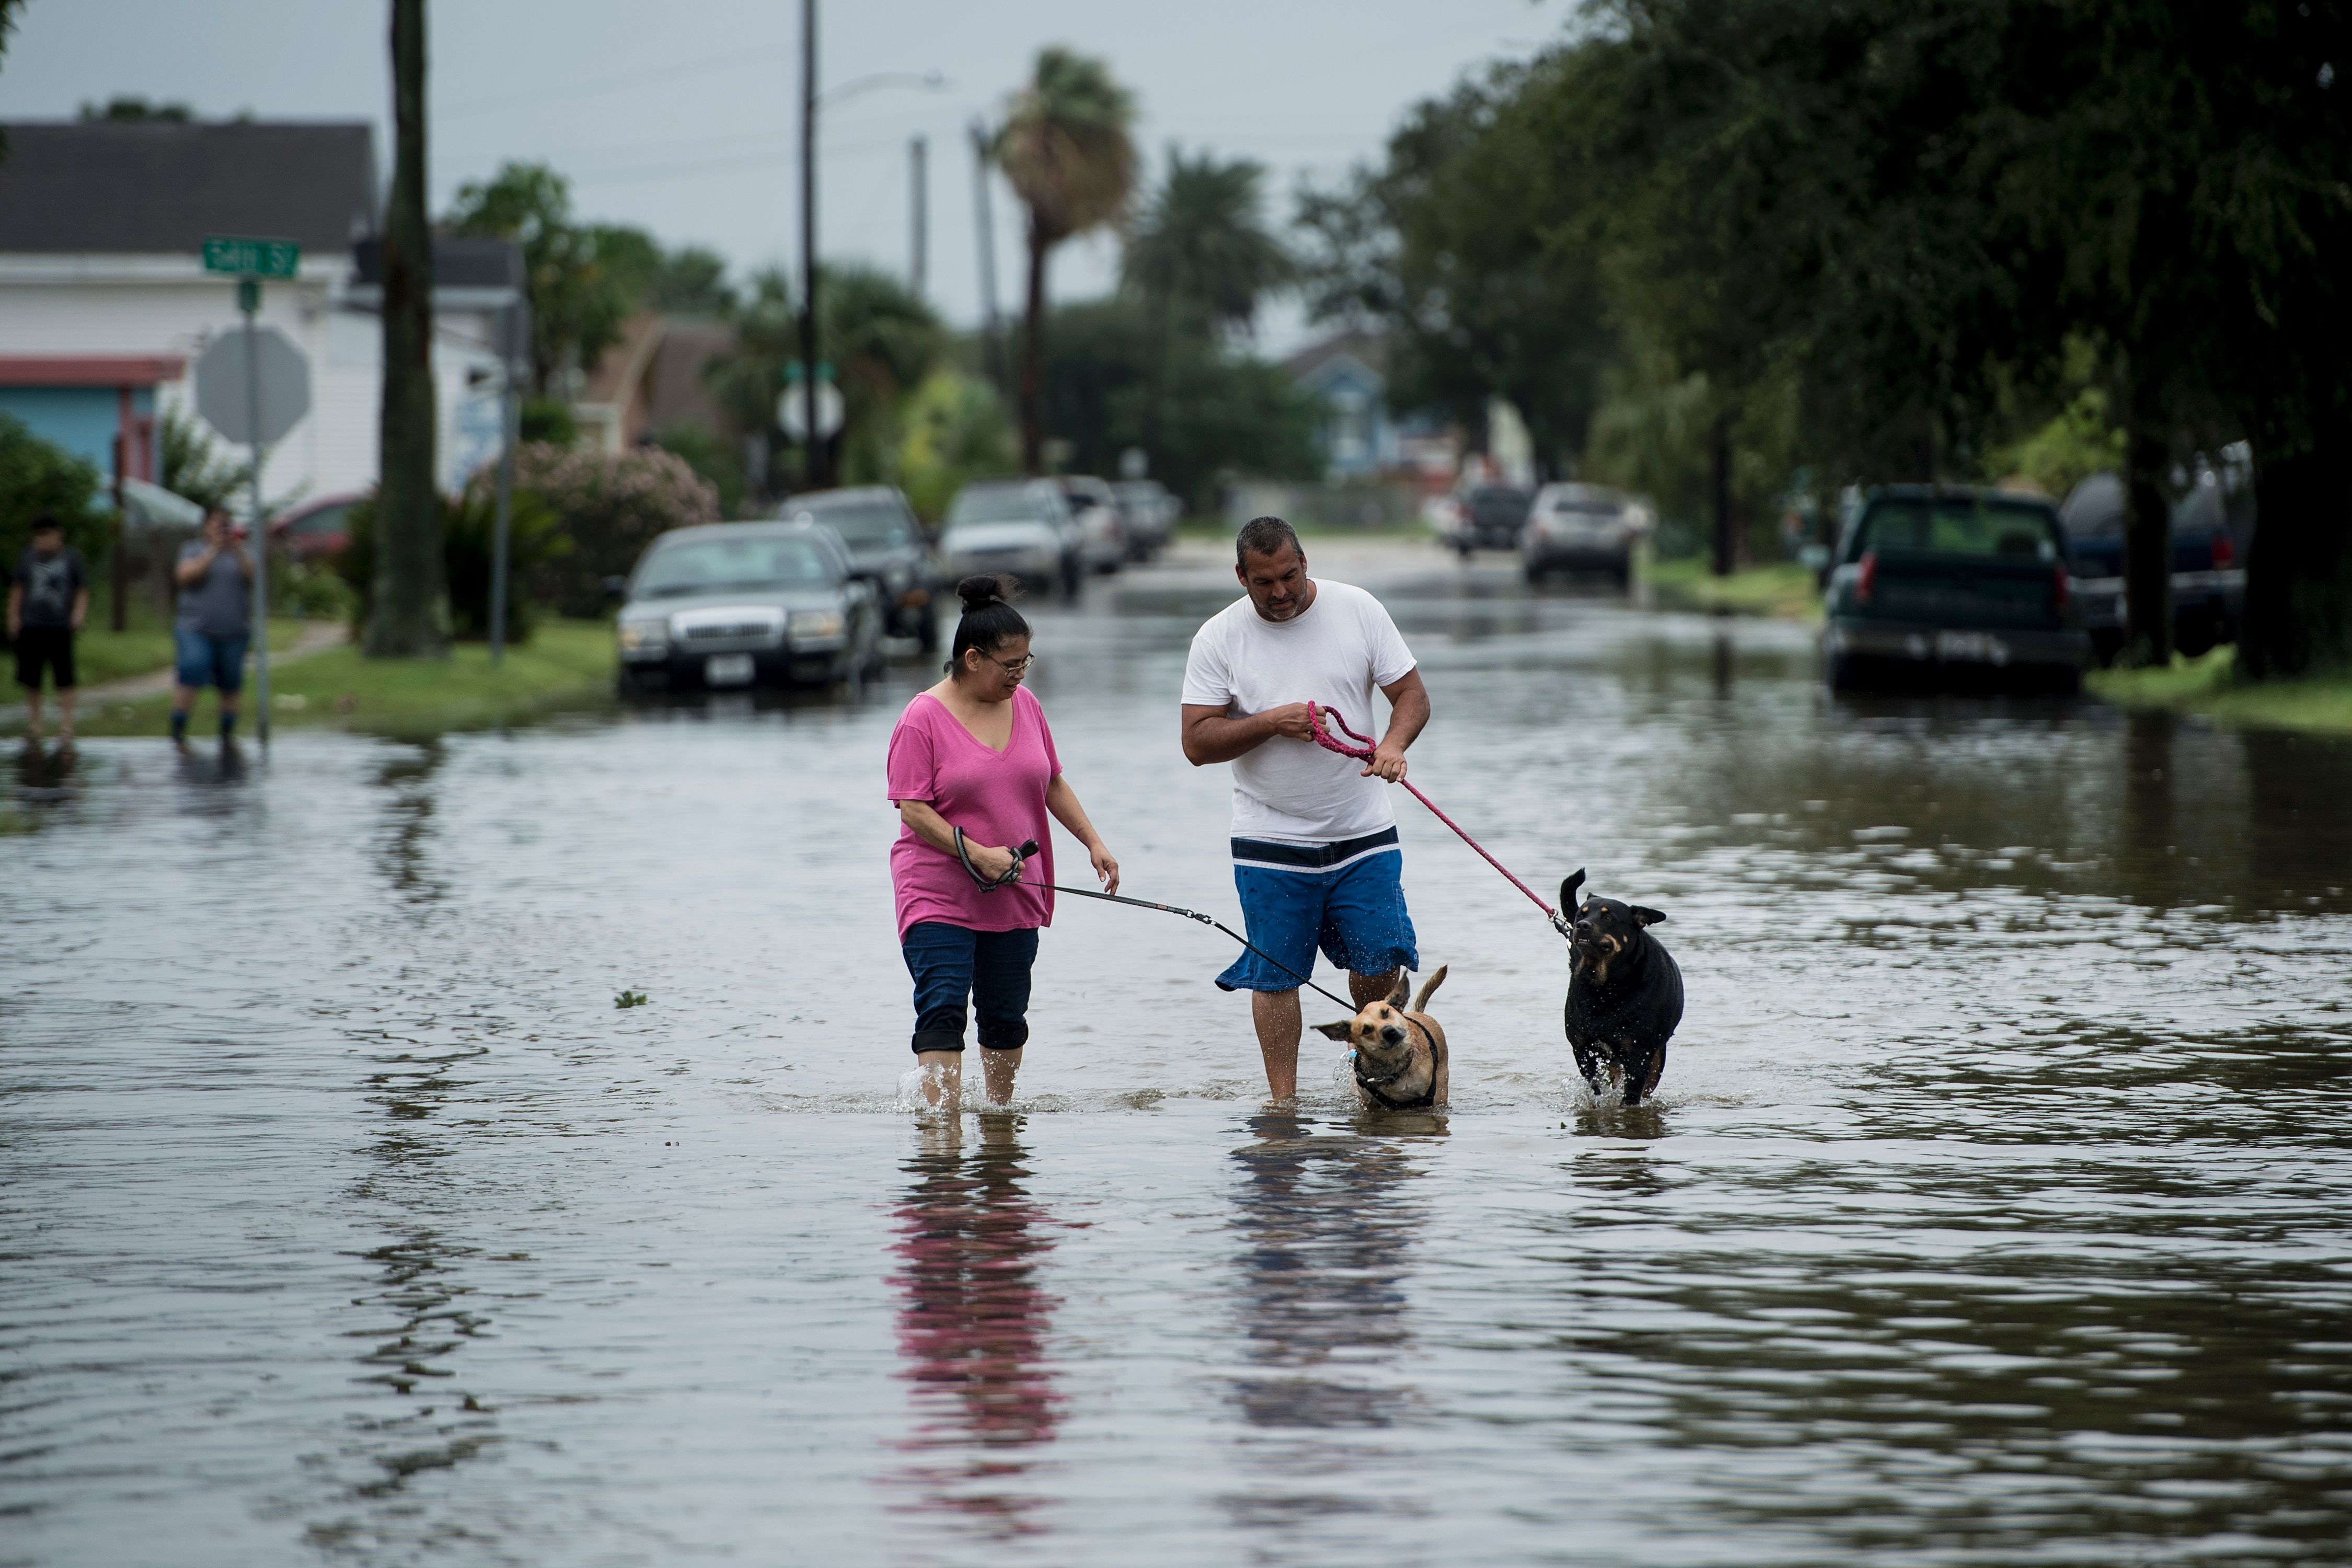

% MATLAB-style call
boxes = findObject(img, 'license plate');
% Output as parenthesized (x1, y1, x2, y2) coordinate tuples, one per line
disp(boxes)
(704, 653, 755, 686)
(1936, 630, 1998, 662)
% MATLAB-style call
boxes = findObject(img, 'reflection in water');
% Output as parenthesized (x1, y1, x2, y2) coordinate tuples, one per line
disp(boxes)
(374, 742, 446, 903)
(1223, 1113, 1433, 1538)
(887, 1116, 1063, 1541)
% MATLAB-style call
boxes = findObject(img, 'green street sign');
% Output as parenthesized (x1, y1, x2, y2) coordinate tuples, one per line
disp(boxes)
(201, 235, 302, 279)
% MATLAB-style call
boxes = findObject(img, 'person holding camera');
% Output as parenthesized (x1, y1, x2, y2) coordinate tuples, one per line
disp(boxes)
(170, 508, 253, 746)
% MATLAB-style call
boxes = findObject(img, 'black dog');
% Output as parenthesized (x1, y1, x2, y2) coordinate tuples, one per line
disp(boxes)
(1561, 869, 1683, 1105)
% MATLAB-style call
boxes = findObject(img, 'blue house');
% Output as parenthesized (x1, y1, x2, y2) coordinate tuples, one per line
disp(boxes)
(1282, 330, 1397, 479)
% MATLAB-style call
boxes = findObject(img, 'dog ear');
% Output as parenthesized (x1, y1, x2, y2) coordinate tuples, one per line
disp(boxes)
(1311, 1020, 1356, 1041)
(1561, 869, 1586, 911)
(1631, 905, 1666, 926)
(1386, 971, 1411, 1009)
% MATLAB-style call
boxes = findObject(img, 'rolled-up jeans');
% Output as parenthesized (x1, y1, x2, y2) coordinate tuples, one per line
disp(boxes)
(901, 921, 1040, 1055)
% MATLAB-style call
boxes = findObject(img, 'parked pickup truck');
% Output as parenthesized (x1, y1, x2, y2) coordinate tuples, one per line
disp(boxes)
(2058, 471, 2247, 664)
(1823, 486, 2090, 695)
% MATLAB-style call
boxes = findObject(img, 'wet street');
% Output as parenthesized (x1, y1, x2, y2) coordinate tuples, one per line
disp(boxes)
(6, 544, 2352, 1567)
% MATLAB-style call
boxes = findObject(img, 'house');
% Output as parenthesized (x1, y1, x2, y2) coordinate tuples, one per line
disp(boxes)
(1282, 329, 1394, 479)
(0, 119, 509, 513)
(574, 311, 737, 454)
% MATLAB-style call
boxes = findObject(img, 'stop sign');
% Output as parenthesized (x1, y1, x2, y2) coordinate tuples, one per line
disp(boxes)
(193, 324, 311, 446)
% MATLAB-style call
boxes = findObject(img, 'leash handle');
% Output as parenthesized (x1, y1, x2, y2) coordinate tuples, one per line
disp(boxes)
(1306, 700, 1569, 935)
(954, 828, 1041, 891)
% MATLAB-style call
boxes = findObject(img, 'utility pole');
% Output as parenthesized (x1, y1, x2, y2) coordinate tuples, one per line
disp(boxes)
(969, 119, 1004, 394)
(909, 135, 928, 297)
(798, 0, 825, 491)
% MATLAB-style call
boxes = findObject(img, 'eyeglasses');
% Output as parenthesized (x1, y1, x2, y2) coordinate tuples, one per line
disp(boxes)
(981, 652, 1036, 676)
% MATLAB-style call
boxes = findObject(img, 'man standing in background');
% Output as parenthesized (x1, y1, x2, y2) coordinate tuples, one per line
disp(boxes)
(171, 509, 253, 747)
(9, 513, 90, 746)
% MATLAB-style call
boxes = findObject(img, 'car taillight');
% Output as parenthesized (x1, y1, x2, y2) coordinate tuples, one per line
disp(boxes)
(2053, 561, 2071, 612)
(2211, 533, 2235, 568)
(1855, 551, 1877, 606)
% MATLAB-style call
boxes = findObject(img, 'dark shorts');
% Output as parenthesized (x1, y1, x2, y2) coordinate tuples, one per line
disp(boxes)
(1216, 827, 1420, 993)
(902, 921, 1042, 1055)
(13, 625, 75, 691)
(174, 628, 249, 693)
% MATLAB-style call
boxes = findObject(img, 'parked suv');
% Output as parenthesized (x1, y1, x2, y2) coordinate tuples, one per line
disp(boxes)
(1053, 475, 1127, 574)
(1449, 484, 1534, 556)
(939, 480, 1081, 601)
(614, 521, 885, 694)
(1523, 482, 1641, 585)
(2058, 471, 2248, 664)
(777, 485, 940, 652)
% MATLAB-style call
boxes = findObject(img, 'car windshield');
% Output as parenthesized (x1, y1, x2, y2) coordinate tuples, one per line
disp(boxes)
(1552, 497, 1621, 516)
(795, 500, 910, 549)
(949, 489, 1045, 526)
(636, 536, 834, 596)
(1472, 490, 1529, 521)
(285, 503, 354, 537)
(1859, 501, 2058, 560)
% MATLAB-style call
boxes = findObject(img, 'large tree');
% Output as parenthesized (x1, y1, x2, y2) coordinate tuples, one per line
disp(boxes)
(447, 162, 632, 397)
(995, 47, 1137, 474)
(368, 0, 446, 658)
(1122, 147, 1292, 461)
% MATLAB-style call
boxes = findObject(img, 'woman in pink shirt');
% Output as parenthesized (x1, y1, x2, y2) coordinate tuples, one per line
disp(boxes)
(887, 576, 1120, 1109)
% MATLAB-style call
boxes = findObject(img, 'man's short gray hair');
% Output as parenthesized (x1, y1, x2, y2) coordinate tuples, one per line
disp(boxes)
(1235, 515, 1302, 565)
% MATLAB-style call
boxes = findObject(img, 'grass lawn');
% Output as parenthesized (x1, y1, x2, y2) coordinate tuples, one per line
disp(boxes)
(45, 619, 616, 741)
(1643, 556, 1824, 622)
(2089, 647, 2352, 735)
(56, 601, 305, 688)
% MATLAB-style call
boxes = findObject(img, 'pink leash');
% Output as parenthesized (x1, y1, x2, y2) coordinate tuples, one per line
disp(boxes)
(1307, 702, 1571, 939)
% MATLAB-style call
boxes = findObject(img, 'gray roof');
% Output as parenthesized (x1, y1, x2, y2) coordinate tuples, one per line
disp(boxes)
(0, 121, 376, 256)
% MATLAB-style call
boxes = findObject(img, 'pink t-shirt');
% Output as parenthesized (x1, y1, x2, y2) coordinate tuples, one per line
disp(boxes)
(885, 686, 1061, 938)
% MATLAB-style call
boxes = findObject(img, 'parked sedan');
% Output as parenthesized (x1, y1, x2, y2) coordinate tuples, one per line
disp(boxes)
(1054, 475, 1127, 574)
(1523, 482, 1642, 585)
(1112, 479, 1178, 559)
(1822, 486, 2089, 694)
(2059, 471, 2247, 664)
(614, 521, 885, 694)
(940, 481, 1081, 600)
(271, 492, 367, 564)
(777, 485, 941, 652)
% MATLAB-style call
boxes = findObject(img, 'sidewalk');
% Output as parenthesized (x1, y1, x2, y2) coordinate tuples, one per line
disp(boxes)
(1, 620, 349, 733)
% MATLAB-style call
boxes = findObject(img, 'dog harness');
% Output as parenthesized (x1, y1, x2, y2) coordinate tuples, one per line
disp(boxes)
(1353, 1016, 1439, 1111)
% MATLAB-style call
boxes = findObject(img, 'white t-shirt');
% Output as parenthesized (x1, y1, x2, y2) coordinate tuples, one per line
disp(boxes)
(1182, 579, 1417, 843)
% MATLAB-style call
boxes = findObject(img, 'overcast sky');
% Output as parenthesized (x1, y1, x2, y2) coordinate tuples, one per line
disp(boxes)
(2, 0, 1573, 351)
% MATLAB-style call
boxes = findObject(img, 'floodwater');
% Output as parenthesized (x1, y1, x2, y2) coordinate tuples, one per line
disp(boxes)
(5, 546, 2351, 1567)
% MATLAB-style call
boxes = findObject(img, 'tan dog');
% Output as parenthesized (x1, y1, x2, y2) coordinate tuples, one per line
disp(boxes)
(1312, 966, 1450, 1110)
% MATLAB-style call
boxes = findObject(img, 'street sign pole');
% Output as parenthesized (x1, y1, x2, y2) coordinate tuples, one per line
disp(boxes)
(488, 297, 528, 668)
(240, 278, 272, 745)
(202, 235, 303, 745)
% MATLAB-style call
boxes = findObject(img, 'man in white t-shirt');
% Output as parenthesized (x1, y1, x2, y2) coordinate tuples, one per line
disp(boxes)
(1180, 516, 1432, 1101)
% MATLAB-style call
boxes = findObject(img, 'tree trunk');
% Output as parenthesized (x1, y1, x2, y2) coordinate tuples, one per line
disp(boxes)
(2240, 430, 2352, 680)
(1709, 410, 1734, 579)
(1019, 221, 1049, 476)
(367, 0, 446, 658)
(2120, 416, 2172, 668)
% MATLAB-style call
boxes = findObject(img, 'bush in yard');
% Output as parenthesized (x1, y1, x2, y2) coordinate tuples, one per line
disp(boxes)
(337, 483, 568, 643)
(514, 443, 718, 617)
(0, 413, 103, 568)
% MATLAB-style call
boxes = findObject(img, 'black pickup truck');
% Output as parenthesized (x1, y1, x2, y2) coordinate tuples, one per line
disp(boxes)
(1823, 487, 2090, 694)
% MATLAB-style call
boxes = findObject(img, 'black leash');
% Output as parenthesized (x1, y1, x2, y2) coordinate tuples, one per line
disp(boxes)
(954, 832, 1356, 1010)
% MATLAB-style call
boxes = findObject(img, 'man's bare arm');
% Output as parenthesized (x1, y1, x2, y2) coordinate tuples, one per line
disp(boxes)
(1363, 669, 1431, 782)
(1181, 701, 1316, 766)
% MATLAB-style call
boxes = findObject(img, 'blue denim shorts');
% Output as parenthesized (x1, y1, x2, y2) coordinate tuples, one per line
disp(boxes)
(1215, 827, 1419, 993)
(174, 629, 249, 693)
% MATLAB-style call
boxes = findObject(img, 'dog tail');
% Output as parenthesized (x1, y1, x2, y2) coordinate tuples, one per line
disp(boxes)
(1411, 964, 1448, 1013)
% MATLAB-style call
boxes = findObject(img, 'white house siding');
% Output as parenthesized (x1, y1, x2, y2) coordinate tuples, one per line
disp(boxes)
(0, 252, 501, 510)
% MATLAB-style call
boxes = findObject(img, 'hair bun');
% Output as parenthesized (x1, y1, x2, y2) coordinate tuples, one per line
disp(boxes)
(956, 573, 1020, 613)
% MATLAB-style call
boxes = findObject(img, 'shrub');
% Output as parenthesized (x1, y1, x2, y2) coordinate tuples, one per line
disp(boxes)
(514, 443, 718, 616)
(336, 483, 568, 642)
(0, 413, 104, 567)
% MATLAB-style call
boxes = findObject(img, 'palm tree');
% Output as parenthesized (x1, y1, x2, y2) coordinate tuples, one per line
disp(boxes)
(1122, 147, 1293, 458)
(995, 47, 1136, 474)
